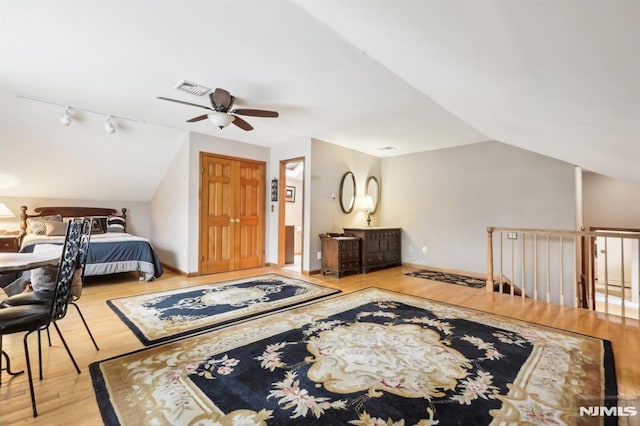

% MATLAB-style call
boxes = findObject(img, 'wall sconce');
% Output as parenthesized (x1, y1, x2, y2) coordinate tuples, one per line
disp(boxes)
(362, 195, 374, 227)
(271, 178, 278, 202)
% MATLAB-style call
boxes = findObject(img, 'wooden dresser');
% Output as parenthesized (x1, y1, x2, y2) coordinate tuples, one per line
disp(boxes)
(343, 227, 401, 273)
(319, 234, 361, 277)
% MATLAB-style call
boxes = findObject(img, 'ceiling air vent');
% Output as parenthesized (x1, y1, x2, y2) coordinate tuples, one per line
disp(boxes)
(174, 79, 211, 96)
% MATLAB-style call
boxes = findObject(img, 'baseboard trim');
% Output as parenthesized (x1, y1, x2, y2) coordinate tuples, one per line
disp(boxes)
(161, 263, 188, 276)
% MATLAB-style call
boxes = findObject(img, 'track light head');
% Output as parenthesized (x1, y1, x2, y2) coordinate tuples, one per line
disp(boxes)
(104, 116, 116, 134)
(59, 107, 71, 126)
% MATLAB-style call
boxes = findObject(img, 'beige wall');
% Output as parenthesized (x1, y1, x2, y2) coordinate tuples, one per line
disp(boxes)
(309, 139, 382, 272)
(381, 141, 577, 275)
(150, 134, 190, 271)
(583, 171, 640, 230)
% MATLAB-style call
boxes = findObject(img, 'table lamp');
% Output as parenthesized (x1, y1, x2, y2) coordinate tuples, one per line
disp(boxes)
(362, 195, 374, 227)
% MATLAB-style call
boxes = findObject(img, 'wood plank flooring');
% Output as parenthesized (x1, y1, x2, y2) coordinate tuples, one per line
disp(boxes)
(1, 265, 638, 425)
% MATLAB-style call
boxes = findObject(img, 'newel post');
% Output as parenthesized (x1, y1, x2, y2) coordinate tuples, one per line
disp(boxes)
(486, 227, 494, 292)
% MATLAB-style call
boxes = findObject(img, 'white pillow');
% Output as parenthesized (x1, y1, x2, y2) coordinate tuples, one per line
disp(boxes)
(30, 244, 62, 292)
(27, 214, 63, 235)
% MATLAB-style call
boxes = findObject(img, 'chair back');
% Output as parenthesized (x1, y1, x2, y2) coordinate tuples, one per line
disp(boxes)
(49, 219, 90, 322)
(71, 219, 92, 299)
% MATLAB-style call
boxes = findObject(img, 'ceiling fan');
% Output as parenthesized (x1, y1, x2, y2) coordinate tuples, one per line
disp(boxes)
(157, 88, 279, 131)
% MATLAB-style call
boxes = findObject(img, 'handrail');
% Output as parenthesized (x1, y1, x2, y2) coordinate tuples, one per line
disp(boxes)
(487, 226, 640, 319)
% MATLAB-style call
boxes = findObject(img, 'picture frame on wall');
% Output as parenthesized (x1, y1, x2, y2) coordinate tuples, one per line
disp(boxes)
(285, 185, 296, 202)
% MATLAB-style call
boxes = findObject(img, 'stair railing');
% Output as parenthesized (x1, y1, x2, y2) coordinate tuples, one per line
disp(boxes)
(486, 227, 640, 319)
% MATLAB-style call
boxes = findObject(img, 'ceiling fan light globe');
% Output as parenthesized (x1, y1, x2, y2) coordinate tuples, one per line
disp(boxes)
(207, 112, 234, 129)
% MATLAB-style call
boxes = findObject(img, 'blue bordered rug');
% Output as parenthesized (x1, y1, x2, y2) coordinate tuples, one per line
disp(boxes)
(93, 287, 617, 425)
(106, 273, 340, 345)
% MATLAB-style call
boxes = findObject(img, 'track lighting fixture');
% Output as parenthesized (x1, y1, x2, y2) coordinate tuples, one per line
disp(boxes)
(17, 95, 144, 134)
(104, 116, 116, 134)
(58, 107, 71, 126)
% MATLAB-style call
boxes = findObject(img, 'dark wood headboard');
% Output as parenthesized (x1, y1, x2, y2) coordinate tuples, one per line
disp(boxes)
(19, 205, 127, 235)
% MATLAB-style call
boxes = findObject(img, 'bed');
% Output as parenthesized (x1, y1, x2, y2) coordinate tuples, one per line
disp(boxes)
(19, 206, 163, 281)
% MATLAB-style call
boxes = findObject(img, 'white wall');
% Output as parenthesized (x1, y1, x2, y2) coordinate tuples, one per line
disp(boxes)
(381, 141, 576, 274)
(309, 139, 382, 271)
(0, 196, 151, 237)
(150, 134, 190, 271)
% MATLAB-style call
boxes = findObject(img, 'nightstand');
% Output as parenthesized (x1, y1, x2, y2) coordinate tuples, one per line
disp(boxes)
(0, 234, 22, 290)
(319, 234, 361, 278)
(0, 235, 20, 253)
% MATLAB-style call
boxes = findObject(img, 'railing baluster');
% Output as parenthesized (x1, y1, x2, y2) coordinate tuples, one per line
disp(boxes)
(499, 232, 504, 294)
(573, 235, 578, 308)
(521, 234, 526, 299)
(534, 233, 538, 302)
(585, 237, 596, 311)
(560, 235, 564, 306)
(510, 236, 515, 296)
(621, 237, 625, 318)
(486, 227, 494, 292)
(604, 237, 609, 314)
(546, 233, 551, 303)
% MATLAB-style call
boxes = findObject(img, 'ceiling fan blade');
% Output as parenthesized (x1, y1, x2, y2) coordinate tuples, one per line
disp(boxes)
(186, 114, 209, 123)
(213, 88, 233, 110)
(157, 96, 213, 111)
(230, 115, 254, 131)
(230, 108, 279, 118)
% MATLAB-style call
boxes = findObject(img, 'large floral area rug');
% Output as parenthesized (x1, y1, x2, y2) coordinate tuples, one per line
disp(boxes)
(92, 288, 617, 425)
(106, 274, 340, 345)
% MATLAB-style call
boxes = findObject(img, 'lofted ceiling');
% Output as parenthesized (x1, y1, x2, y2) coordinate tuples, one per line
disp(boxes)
(1, 0, 638, 202)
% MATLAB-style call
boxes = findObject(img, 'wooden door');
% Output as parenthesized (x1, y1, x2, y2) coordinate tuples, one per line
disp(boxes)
(236, 160, 265, 269)
(200, 153, 265, 274)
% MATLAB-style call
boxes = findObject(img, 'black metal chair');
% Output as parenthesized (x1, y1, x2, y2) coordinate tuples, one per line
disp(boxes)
(2, 219, 99, 350)
(0, 218, 87, 417)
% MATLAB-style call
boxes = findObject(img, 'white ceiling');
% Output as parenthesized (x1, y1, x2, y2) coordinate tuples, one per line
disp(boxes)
(1, 0, 638, 201)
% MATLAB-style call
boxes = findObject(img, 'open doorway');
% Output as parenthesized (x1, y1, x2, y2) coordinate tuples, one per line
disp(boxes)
(591, 227, 639, 318)
(278, 158, 304, 273)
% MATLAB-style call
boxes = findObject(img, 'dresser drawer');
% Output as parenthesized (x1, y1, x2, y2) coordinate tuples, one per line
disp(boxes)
(339, 260, 360, 270)
(365, 252, 384, 265)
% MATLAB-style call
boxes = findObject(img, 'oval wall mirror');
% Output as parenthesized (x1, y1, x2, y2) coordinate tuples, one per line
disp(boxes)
(366, 176, 380, 214)
(339, 171, 356, 214)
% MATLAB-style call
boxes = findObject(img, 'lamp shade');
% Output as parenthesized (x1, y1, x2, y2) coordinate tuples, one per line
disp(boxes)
(207, 112, 235, 129)
(0, 203, 14, 218)
(362, 195, 374, 211)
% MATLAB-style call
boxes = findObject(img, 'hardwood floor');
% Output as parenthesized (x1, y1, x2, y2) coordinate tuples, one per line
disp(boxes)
(1, 265, 639, 425)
